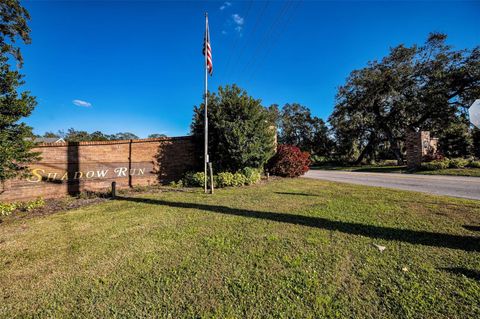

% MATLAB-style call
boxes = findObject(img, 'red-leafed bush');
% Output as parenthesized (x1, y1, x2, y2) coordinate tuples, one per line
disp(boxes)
(267, 145, 311, 177)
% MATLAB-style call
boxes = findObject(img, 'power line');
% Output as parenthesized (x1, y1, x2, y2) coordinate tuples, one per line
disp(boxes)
(248, 0, 302, 84)
(239, 0, 294, 83)
(248, 0, 298, 81)
(227, 1, 270, 82)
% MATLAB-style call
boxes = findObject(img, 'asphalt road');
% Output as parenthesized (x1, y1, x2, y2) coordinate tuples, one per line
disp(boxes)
(304, 170, 480, 200)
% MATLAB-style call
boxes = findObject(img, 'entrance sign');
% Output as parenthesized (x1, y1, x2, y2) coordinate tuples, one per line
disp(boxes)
(0, 137, 198, 202)
(26, 164, 149, 183)
(469, 99, 480, 129)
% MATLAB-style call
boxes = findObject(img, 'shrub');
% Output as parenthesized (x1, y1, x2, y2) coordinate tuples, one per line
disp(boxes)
(169, 180, 184, 188)
(17, 197, 45, 212)
(183, 172, 206, 187)
(232, 172, 246, 187)
(267, 145, 311, 177)
(216, 172, 234, 188)
(420, 160, 449, 171)
(467, 160, 480, 168)
(448, 158, 469, 168)
(380, 159, 400, 166)
(191, 85, 276, 172)
(183, 168, 261, 188)
(0, 202, 17, 216)
(242, 167, 261, 185)
(0, 198, 45, 217)
(422, 153, 445, 162)
(310, 155, 327, 165)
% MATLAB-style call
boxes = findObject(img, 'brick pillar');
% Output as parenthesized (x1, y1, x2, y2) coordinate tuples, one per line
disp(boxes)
(406, 130, 433, 169)
(406, 130, 421, 168)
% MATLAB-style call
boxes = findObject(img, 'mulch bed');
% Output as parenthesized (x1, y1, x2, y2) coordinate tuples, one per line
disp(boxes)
(1, 197, 110, 223)
(1, 177, 278, 223)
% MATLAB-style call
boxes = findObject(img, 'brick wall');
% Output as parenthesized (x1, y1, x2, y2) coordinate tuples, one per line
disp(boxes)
(0, 136, 198, 201)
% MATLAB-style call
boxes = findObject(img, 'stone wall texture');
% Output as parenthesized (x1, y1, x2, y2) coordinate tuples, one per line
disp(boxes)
(0, 136, 198, 201)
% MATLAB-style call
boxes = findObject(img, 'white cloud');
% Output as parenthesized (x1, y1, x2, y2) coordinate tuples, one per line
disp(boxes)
(220, 2, 231, 11)
(232, 13, 244, 26)
(72, 99, 92, 107)
(232, 13, 244, 33)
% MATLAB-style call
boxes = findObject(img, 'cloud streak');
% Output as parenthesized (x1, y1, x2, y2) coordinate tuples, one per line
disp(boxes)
(73, 99, 92, 108)
(220, 2, 231, 11)
(232, 13, 244, 26)
(232, 13, 244, 33)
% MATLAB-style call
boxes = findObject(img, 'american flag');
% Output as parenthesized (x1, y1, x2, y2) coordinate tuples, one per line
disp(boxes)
(203, 18, 213, 76)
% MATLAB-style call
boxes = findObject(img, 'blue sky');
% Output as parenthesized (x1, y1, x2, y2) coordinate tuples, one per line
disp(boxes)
(19, 0, 480, 137)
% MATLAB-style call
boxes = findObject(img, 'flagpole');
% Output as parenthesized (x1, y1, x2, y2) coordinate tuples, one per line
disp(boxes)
(204, 12, 208, 194)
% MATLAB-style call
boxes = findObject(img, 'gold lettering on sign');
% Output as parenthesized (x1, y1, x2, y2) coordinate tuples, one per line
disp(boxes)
(27, 169, 45, 182)
(26, 166, 147, 183)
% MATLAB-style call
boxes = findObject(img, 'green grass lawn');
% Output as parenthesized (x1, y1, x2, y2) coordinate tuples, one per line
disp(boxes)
(1, 179, 479, 318)
(312, 165, 480, 177)
(417, 168, 480, 177)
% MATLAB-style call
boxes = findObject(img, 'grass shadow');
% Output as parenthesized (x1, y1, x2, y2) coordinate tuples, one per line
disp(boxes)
(274, 192, 318, 197)
(116, 196, 479, 252)
(440, 267, 480, 282)
(389, 199, 480, 210)
(352, 166, 407, 173)
(463, 225, 480, 232)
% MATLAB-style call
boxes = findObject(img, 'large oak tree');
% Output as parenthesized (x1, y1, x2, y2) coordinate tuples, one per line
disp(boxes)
(329, 33, 480, 164)
(278, 103, 333, 156)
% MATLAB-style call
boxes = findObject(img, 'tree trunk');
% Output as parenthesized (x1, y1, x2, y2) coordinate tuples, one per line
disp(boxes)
(354, 138, 374, 165)
(389, 140, 404, 165)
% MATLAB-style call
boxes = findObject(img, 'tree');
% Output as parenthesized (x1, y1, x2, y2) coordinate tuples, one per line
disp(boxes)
(266, 104, 280, 127)
(148, 133, 167, 138)
(112, 132, 139, 140)
(64, 128, 93, 142)
(0, 0, 38, 184)
(437, 116, 473, 158)
(472, 128, 480, 158)
(191, 85, 276, 172)
(279, 103, 332, 156)
(89, 131, 111, 141)
(329, 33, 480, 164)
(64, 129, 110, 142)
(43, 131, 60, 138)
(62, 129, 143, 142)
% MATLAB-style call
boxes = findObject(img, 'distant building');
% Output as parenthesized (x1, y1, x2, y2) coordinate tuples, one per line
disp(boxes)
(28, 137, 66, 144)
